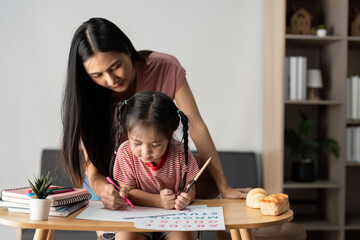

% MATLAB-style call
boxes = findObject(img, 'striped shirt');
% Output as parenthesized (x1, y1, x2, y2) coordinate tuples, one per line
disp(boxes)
(113, 139, 199, 194)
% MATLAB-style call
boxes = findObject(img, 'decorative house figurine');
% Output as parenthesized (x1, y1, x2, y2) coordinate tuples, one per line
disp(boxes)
(351, 9, 360, 36)
(291, 7, 312, 34)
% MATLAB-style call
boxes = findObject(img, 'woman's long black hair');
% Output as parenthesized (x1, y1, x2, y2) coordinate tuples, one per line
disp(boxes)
(110, 91, 189, 191)
(61, 17, 150, 187)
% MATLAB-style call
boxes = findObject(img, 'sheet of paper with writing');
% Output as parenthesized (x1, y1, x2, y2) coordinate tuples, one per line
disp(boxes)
(134, 207, 225, 231)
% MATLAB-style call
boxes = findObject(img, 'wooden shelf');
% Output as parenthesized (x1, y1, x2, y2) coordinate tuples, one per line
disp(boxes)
(348, 37, 360, 47)
(285, 100, 342, 106)
(347, 119, 360, 125)
(286, 34, 344, 46)
(283, 180, 341, 189)
(346, 162, 360, 167)
(347, 36, 360, 41)
(345, 215, 360, 230)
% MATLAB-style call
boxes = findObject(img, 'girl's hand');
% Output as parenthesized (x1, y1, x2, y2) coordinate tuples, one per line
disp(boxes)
(174, 192, 192, 210)
(221, 187, 252, 199)
(101, 183, 129, 210)
(160, 189, 176, 209)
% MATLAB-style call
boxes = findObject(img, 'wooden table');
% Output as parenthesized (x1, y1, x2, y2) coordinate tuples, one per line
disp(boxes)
(0, 199, 293, 240)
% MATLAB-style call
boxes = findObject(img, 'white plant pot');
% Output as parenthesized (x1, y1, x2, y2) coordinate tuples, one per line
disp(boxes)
(317, 29, 327, 37)
(29, 197, 51, 220)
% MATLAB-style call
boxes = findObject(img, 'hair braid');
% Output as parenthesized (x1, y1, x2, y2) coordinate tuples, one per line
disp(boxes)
(177, 110, 189, 193)
(179, 111, 189, 166)
(109, 101, 126, 178)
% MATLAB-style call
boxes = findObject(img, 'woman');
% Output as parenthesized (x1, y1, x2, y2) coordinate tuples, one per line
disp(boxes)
(61, 17, 250, 210)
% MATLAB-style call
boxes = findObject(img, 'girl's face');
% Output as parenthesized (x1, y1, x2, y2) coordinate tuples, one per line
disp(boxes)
(128, 124, 169, 165)
(83, 51, 136, 93)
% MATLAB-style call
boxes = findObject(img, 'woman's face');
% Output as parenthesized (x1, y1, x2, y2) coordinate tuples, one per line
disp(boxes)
(83, 51, 135, 93)
(128, 124, 169, 166)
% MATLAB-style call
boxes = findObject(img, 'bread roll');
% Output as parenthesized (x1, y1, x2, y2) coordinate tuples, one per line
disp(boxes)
(246, 188, 268, 208)
(259, 193, 289, 216)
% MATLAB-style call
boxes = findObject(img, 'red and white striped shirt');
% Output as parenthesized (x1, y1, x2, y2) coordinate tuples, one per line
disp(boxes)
(113, 139, 199, 194)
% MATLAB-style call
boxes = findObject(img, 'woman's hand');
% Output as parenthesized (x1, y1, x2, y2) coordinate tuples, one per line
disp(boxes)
(220, 186, 252, 199)
(100, 183, 129, 210)
(160, 189, 176, 209)
(175, 192, 192, 210)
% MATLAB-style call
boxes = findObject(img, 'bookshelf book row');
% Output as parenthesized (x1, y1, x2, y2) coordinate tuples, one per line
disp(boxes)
(285, 56, 307, 101)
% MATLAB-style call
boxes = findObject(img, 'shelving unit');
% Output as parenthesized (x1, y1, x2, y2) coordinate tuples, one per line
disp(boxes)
(263, 0, 360, 239)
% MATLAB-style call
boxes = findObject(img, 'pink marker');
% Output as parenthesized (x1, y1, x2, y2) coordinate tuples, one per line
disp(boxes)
(106, 176, 135, 208)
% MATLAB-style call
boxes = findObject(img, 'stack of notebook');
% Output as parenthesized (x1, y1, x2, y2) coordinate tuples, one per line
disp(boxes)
(0, 186, 92, 217)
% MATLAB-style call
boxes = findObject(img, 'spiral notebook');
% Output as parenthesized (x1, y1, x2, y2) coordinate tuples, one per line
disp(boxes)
(1, 186, 88, 200)
(1, 187, 91, 206)
(1, 193, 92, 207)
(6, 199, 89, 217)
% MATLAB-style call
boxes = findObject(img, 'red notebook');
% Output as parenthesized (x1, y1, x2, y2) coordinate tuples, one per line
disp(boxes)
(1, 187, 88, 201)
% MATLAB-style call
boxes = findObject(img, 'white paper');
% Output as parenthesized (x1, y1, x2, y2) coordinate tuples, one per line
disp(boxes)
(134, 207, 225, 231)
(76, 201, 185, 222)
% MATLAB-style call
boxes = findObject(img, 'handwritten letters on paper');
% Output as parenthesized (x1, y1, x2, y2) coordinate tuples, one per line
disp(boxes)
(134, 207, 225, 231)
(76, 202, 225, 231)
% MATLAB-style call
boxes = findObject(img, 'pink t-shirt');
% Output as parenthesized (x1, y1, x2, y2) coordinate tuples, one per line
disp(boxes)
(135, 52, 186, 99)
(113, 139, 199, 194)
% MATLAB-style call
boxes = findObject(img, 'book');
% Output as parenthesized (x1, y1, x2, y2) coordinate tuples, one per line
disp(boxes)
(1, 193, 92, 206)
(1, 187, 88, 201)
(296, 56, 307, 100)
(285, 57, 289, 100)
(347, 77, 352, 120)
(351, 76, 358, 120)
(354, 127, 360, 162)
(347, 127, 353, 163)
(289, 56, 298, 101)
(6, 200, 89, 217)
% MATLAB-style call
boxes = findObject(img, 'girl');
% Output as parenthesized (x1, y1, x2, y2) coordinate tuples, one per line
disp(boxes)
(111, 91, 199, 240)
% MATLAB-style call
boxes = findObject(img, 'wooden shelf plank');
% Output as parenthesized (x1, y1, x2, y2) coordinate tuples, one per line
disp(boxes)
(286, 34, 344, 46)
(286, 34, 344, 40)
(348, 37, 360, 47)
(283, 180, 341, 189)
(345, 215, 360, 230)
(346, 162, 360, 167)
(348, 36, 360, 41)
(285, 100, 342, 105)
(347, 119, 360, 125)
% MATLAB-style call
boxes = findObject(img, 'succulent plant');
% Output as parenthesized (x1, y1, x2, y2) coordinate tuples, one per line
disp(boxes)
(28, 172, 56, 199)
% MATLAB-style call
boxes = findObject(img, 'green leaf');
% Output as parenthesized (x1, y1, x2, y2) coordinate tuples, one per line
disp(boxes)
(285, 128, 301, 149)
(28, 171, 57, 199)
(284, 112, 341, 160)
(321, 139, 341, 158)
(299, 112, 314, 136)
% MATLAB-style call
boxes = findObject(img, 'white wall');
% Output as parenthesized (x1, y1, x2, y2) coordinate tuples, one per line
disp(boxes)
(0, 0, 263, 238)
